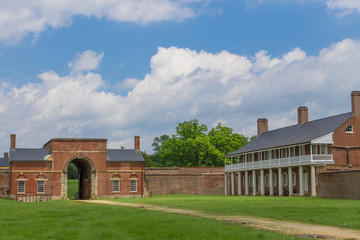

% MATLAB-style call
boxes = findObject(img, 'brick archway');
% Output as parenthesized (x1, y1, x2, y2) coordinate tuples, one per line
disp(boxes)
(64, 156, 96, 200)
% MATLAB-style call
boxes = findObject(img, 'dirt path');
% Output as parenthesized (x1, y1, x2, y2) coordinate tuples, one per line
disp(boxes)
(78, 200, 360, 240)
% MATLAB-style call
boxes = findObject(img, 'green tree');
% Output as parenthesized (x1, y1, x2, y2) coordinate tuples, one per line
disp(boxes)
(208, 122, 249, 155)
(150, 134, 170, 167)
(152, 135, 170, 152)
(155, 119, 249, 167)
(176, 119, 207, 140)
(67, 163, 79, 179)
(142, 151, 153, 167)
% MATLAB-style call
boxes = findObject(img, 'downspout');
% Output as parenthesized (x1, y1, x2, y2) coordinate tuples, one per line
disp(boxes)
(141, 163, 144, 198)
(51, 152, 54, 197)
(9, 159, 12, 197)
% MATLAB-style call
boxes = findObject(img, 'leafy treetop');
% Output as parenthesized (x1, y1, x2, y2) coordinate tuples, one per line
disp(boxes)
(149, 119, 251, 167)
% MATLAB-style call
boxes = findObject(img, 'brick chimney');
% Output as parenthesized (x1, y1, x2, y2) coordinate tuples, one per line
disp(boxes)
(257, 118, 268, 135)
(297, 106, 308, 125)
(4, 152, 8, 158)
(351, 91, 360, 117)
(10, 134, 16, 149)
(134, 136, 140, 150)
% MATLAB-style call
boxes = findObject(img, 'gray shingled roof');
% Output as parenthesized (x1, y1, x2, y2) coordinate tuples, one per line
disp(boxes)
(0, 158, 9, 167)
(226, 112, 353, 156)
(9, 148, 144, 162)
(9, 148, 51, 161)
(107, 149, 144, 162)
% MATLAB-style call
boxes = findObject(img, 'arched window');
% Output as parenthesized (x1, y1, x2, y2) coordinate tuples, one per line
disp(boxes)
(35, 174, 47, 194)
(345, 125, 354, 133)
(272, 173, 277, 186)
(282, 173, 288, 186)
(129, 174, 138, 192)
(111, 174, 122, 193)
(292, 172, 296, 186)
(16, 174, 28, 194)
(265, 174, 269, 187)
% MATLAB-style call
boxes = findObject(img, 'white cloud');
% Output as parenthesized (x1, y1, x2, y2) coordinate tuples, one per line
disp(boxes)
(0, 0, 204, 43)
(1, 39, 360, 153)
(116, 78, 141, 91)
(326, 0, 360, 14)
(68, 50, 104, 73)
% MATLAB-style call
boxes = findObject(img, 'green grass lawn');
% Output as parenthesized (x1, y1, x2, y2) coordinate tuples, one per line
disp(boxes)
(67, 179, 78, 200)
(112, 195, 360, 230)
(0, 198, 302, 240)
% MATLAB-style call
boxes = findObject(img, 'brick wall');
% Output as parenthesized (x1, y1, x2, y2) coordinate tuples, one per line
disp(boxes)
(145, 167, 224, 195)
(0, 169, 9, 198)
(318, 170, 360, 199)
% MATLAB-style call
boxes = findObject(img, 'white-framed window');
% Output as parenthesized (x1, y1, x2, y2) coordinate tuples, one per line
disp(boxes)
(289, 147, 295, 157)
(264, 151, 270, 160)
(112, 180, 120, 193)
(37, 181, 45, 194)
(312, 145, 318, 154)
(271, 150, 276, 159)
(248, 154, 253, 162)
(345, 124, 353, 133)
(282, 173, 288, 186)
(300, 145, 305, 156)
(272, 173, 277, 186)
(130, 180, 137, 192)
(265, 174, 269, 187)
(292, 172, 296, 186)
(281, 148, 287, 158)
(17, 180, 25, 194)
(320, 145, 328, 155)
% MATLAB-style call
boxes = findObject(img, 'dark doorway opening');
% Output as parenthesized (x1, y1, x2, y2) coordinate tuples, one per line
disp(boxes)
(66, 158, 92, 200)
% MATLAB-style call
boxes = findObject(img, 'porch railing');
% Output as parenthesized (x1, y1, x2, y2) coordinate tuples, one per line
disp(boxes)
(225, 154, 333, 172)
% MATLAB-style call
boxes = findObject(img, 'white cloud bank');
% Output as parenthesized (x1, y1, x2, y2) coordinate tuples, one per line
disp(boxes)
(327, 0, 360, 14)
(1, 39, 360, 152)
(0, 0, 203, 43)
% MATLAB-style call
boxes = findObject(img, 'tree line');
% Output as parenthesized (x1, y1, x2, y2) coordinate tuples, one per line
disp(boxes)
(142, 119, 253, 167)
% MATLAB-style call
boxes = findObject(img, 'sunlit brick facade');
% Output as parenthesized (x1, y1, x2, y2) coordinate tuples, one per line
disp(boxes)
(2, 136, 144, 201)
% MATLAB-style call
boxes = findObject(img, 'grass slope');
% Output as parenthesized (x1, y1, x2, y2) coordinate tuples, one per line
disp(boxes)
(0, 198, 302, 240)
(113, 195, 360, 230)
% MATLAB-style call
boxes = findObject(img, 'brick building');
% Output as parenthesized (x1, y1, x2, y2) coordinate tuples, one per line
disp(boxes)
(0, 136, 144, 200)
(224, 91, 360, 198)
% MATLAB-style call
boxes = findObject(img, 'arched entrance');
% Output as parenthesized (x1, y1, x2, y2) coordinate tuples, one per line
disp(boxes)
(65, 157, 94, 200)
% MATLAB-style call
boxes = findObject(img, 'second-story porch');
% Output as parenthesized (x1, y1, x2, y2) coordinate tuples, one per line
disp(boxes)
(225, 143, 334, 172)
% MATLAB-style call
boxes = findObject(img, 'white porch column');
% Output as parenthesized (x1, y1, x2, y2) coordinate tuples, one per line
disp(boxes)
(278, 168, 283, 196)
(231, 172, 235, 196)
(237, 172, 242, 196)
(288, 167, 293, 196)
(269, 169, 273, 196)
(224, 173, 228, 196)
(311, 165, 317, 196)
(245, 171, 249, 195)
(260, 169, 265, 196)
(252, 170, 256, 196)
(299, 166, 304, 196)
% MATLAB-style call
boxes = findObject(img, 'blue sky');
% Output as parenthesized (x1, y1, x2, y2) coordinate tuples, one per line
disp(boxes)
(1, 0, 360, 153)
